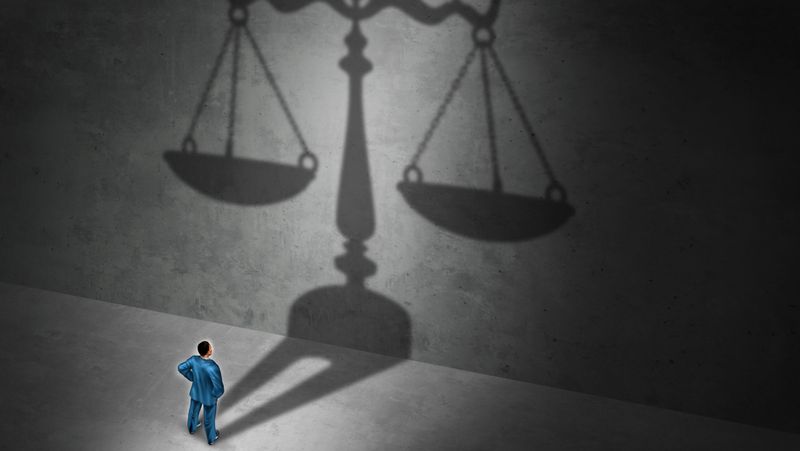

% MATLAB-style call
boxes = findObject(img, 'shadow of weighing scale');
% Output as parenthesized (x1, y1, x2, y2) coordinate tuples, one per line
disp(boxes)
(161, 0, 575, 438)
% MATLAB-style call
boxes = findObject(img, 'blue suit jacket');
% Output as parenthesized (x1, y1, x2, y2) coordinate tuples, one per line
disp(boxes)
(178, 355, 224, 405)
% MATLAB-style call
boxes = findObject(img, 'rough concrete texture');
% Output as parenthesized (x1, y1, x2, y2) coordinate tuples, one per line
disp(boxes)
(3, 282, 799, 450)
(1, 0, 799, 432)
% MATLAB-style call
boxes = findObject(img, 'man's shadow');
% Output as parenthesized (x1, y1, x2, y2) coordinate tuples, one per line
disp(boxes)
(219, 282, 410, 438)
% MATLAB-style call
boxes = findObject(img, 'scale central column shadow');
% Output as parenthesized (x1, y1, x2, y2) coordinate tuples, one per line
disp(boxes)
(220, 11, 410, 439)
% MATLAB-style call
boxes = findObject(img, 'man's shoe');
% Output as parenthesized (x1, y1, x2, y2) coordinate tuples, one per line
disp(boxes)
(189, 424, 201, 434)
(208, 430, 220, 445)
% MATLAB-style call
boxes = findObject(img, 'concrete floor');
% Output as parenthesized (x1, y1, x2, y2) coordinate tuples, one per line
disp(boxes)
(0, 282, 797, 451)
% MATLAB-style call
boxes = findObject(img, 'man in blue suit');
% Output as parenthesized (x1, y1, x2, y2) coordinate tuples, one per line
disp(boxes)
(178, 340, 225, 445)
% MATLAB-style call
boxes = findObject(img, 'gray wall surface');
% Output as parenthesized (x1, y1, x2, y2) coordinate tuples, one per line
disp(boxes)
(1, 0, 798, 431)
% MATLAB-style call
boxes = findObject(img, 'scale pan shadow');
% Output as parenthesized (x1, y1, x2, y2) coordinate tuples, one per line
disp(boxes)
(164, 150, 315, 205)
(398, 181, 574, 241)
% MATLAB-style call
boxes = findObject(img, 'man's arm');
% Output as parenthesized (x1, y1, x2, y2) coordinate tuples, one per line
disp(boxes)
(211, 363, 224, 398)
(177, 358, 194, 382)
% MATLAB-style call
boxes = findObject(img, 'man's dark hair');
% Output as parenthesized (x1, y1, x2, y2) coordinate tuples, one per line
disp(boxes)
(197, 341, 210, 356)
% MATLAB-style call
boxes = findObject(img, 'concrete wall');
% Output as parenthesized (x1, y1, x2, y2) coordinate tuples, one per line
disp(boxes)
(1, 0, 798, 431)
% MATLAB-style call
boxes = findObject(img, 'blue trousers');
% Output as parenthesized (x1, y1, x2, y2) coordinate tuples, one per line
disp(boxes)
(188, 399, 218, 444)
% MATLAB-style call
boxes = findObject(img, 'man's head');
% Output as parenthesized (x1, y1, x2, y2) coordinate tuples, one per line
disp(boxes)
(197, 340, 213, 358)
